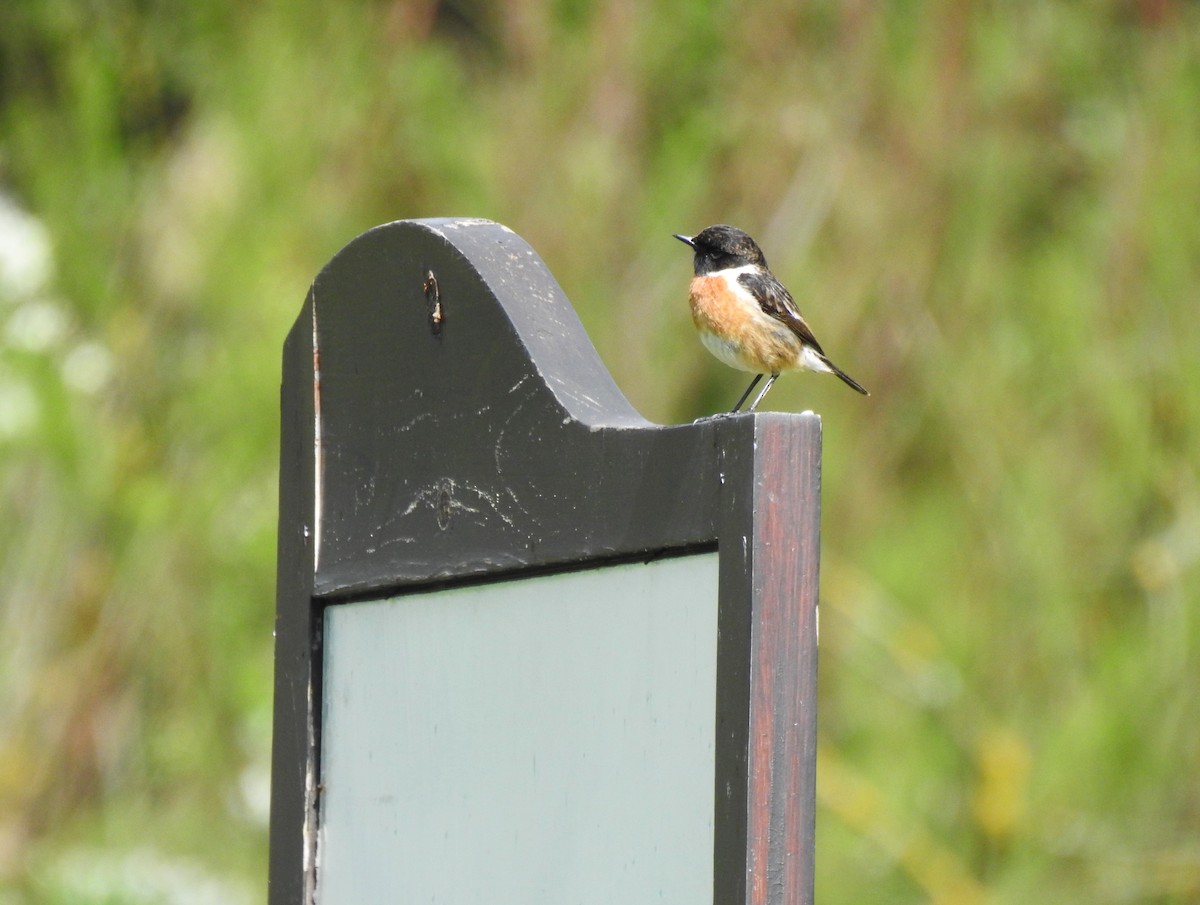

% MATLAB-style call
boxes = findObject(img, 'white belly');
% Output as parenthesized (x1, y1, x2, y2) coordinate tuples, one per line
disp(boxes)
(697, 322, 829, 375)
(698, 327, 762, 372)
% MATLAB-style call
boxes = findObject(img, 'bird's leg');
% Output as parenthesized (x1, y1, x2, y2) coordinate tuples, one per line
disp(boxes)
(731, 374, 764, 413)
(746, 373, 780, 412)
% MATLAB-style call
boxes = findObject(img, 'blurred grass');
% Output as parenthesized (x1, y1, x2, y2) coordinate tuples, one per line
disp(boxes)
(1, 0, 1198, 902)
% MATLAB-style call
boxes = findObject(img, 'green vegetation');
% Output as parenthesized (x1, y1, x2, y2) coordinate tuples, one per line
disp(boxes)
(2, 1, 1198, 901)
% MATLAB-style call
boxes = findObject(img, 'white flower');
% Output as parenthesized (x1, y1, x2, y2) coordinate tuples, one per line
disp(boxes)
(0, 192, 53, 301)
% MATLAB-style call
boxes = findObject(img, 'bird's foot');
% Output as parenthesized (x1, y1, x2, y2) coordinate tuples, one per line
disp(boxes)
(692, 411, 738, 424)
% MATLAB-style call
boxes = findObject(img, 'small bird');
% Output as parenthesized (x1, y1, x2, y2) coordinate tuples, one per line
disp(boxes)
(675, 225, 868, 412)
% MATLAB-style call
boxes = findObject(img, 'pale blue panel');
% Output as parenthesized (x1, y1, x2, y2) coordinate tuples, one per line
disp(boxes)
(318, 553, 719, 905)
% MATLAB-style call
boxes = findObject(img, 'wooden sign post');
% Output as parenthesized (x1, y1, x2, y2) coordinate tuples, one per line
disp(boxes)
(270, 218, 822, 904)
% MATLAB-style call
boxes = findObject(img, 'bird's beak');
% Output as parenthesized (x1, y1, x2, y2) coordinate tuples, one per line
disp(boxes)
(673, 234, 695, 247)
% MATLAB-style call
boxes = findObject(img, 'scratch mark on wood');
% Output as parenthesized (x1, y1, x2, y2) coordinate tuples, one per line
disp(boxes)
(311, 294, 323, 572)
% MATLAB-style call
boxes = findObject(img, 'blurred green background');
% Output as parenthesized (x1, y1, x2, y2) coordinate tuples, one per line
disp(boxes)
(1, 0, 1197, 902)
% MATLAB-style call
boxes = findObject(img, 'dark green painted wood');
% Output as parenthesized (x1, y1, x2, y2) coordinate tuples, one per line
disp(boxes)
(270, 218, 821, 905)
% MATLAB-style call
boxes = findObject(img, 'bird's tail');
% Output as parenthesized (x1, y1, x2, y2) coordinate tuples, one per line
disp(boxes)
(824, 356, 869, 395)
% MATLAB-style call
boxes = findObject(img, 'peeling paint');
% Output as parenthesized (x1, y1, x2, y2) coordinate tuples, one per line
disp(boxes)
(397, 477, 523, 534)
(395, 412, 434, 434)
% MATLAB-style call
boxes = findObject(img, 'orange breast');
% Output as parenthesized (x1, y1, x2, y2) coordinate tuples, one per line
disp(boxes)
(688, 275, 746, 337)
(688, 275, 801, 373)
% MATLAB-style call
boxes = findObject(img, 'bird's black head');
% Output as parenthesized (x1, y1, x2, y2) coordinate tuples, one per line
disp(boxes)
(673, 224, 768, 275)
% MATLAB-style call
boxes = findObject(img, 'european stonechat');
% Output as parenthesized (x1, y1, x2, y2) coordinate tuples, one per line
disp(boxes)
(675, 224, 868, 412)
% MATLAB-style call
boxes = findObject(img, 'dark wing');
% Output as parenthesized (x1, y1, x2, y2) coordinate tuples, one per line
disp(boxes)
(737, 270, 826, 355)
(738, 269, 870, 395)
